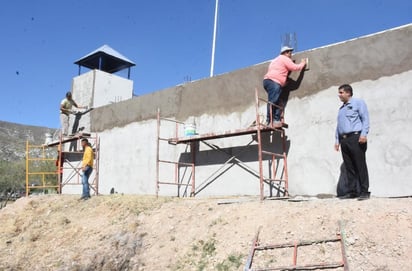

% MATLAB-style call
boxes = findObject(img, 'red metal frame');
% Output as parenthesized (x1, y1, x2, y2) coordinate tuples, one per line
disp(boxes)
(39, 132, 100, 196)
(156, 88, 289, 200)
(255, 88, 289, 199)
(156, 109, 196, 197)
(244, 221, 350, 270)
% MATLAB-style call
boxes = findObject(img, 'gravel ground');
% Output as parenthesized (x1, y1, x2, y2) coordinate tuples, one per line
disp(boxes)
(0, 195, 411, 270)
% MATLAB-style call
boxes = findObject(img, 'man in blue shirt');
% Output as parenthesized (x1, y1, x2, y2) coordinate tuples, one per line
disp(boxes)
(335, 84, 370, 200)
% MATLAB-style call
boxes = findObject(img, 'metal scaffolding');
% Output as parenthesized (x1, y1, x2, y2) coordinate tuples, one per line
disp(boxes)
(156, 110, 196, 197)
(25, 142, 59, 196)
(26, 133, 100, 196)
(244, 221, 349, 270)
(156, 88, 289, 200)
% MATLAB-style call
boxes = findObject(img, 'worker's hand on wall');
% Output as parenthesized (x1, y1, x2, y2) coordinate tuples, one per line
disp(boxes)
(334, 144, 340, 152)
(300, 58, 307, 66)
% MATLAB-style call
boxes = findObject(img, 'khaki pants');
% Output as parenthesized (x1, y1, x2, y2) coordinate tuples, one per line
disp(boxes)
(60, 113, 69, 136)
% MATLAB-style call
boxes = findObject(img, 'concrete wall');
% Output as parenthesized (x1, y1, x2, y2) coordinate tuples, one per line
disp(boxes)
(70, 70, 133, 134)
(60, 151, 83, 195)
(61, 70, 132, 195)
(92, 70, 133, 108)
(89, 24, 412, 197)
(61, 150, 97, 195)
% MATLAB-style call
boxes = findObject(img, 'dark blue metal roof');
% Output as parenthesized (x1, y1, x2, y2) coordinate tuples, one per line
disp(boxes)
(74, 45, 135, 74)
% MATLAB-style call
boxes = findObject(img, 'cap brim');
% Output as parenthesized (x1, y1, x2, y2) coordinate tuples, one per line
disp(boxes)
(280, 46, 294, 54)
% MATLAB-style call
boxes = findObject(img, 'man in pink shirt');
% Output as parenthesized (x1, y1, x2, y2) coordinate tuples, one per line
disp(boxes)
(263, 46, 306, 127)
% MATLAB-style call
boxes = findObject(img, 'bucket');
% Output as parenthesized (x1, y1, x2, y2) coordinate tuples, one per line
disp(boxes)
(45, 133, 53, 144)
(184, 123, 196, 136)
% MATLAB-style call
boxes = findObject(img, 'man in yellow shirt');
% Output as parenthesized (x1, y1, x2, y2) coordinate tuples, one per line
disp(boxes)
(80, 138, 94, 200)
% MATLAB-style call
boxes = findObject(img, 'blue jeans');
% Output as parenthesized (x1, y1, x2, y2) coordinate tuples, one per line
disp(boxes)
(82, 166, 93, 198)
(263, 79, 282, 123)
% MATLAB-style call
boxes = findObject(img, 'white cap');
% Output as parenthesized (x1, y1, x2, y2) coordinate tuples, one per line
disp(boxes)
(280, 46, 294, 54)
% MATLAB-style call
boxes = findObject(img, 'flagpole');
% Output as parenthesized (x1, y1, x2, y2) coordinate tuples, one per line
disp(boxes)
(210, 0, 219, 77)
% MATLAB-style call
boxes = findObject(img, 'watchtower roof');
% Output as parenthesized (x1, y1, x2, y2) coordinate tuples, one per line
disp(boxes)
(74, 44, 135, 74)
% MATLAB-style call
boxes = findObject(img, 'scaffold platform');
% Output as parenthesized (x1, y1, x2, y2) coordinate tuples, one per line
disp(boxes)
(156, 88, 289, 200)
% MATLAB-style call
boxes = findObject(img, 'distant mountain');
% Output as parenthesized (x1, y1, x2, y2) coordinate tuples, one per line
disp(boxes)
(0, 121, 57, 161)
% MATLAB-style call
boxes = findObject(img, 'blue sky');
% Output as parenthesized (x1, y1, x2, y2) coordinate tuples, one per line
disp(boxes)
(1, 0, 411, 128)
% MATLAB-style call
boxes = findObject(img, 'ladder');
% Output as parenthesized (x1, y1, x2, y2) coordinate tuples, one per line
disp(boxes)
(244, 222, 349, 270)
(155, 109, 195, 197)
(255, 88, 289, 199)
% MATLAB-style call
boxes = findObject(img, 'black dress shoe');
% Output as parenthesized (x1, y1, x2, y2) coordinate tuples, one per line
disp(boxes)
(358, 192, 370, 201)
(338, 193, 358, 199)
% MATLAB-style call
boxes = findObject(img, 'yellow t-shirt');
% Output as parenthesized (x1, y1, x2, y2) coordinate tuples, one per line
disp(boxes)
(82, 145, 94, 167)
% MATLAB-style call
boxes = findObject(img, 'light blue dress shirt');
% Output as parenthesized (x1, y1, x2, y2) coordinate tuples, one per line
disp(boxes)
(335, 97, 370, 143)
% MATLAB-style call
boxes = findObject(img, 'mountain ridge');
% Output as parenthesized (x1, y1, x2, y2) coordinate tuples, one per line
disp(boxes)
(0, 120, 57, 161)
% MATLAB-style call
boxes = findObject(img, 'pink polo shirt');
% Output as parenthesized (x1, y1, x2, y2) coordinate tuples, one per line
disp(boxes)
(264, 55, 305, 86)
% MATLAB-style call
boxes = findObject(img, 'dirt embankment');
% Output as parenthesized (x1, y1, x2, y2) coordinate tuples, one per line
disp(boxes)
(0, 195, 411, 270)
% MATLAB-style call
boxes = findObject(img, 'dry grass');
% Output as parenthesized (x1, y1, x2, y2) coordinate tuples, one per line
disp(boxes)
(0, 195, 411, 270)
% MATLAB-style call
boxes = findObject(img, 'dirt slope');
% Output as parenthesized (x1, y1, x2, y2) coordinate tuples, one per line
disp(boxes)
(0, 195, 411, 271)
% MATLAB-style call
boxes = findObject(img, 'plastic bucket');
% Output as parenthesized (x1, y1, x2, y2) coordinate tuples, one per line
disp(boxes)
(184, 123, 196, 136)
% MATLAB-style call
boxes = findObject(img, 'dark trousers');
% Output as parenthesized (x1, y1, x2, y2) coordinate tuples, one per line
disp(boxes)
(340, 134, 369, 194)
(263, 79, 282, 123)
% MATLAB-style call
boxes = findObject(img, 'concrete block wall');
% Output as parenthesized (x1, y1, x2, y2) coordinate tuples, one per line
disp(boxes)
(61, 149, 98, 195)
(61, 70, 133, 194)
(70, 70, 133, 134)
(90, 24, 412, 197)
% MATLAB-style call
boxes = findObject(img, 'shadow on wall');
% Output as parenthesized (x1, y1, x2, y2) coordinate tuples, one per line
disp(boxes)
(281, 69, 306, 110)
(176, 132, 291, 196)
(158, 69, 305, 198)
(69, 108, 94, 151)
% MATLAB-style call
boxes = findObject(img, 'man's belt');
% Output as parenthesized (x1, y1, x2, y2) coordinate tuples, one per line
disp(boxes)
(340, 131, 360, 139)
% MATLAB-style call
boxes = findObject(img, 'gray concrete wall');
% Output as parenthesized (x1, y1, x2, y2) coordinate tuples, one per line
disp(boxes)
(60, 136, 98, 195)
(62, 71, 132, 195)
(71, 70, 133, 135)
(90, 24, 412, 197)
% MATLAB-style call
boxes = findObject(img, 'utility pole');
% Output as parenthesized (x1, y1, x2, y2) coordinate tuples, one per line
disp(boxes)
(210, 0, 219, 77)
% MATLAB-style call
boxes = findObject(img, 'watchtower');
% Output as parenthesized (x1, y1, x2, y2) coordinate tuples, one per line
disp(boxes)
(70, 45, 135, 134)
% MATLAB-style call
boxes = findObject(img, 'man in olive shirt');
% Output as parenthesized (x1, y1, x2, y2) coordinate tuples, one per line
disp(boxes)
(60, 91, 86, 136)
(80, 138, 94, 200)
